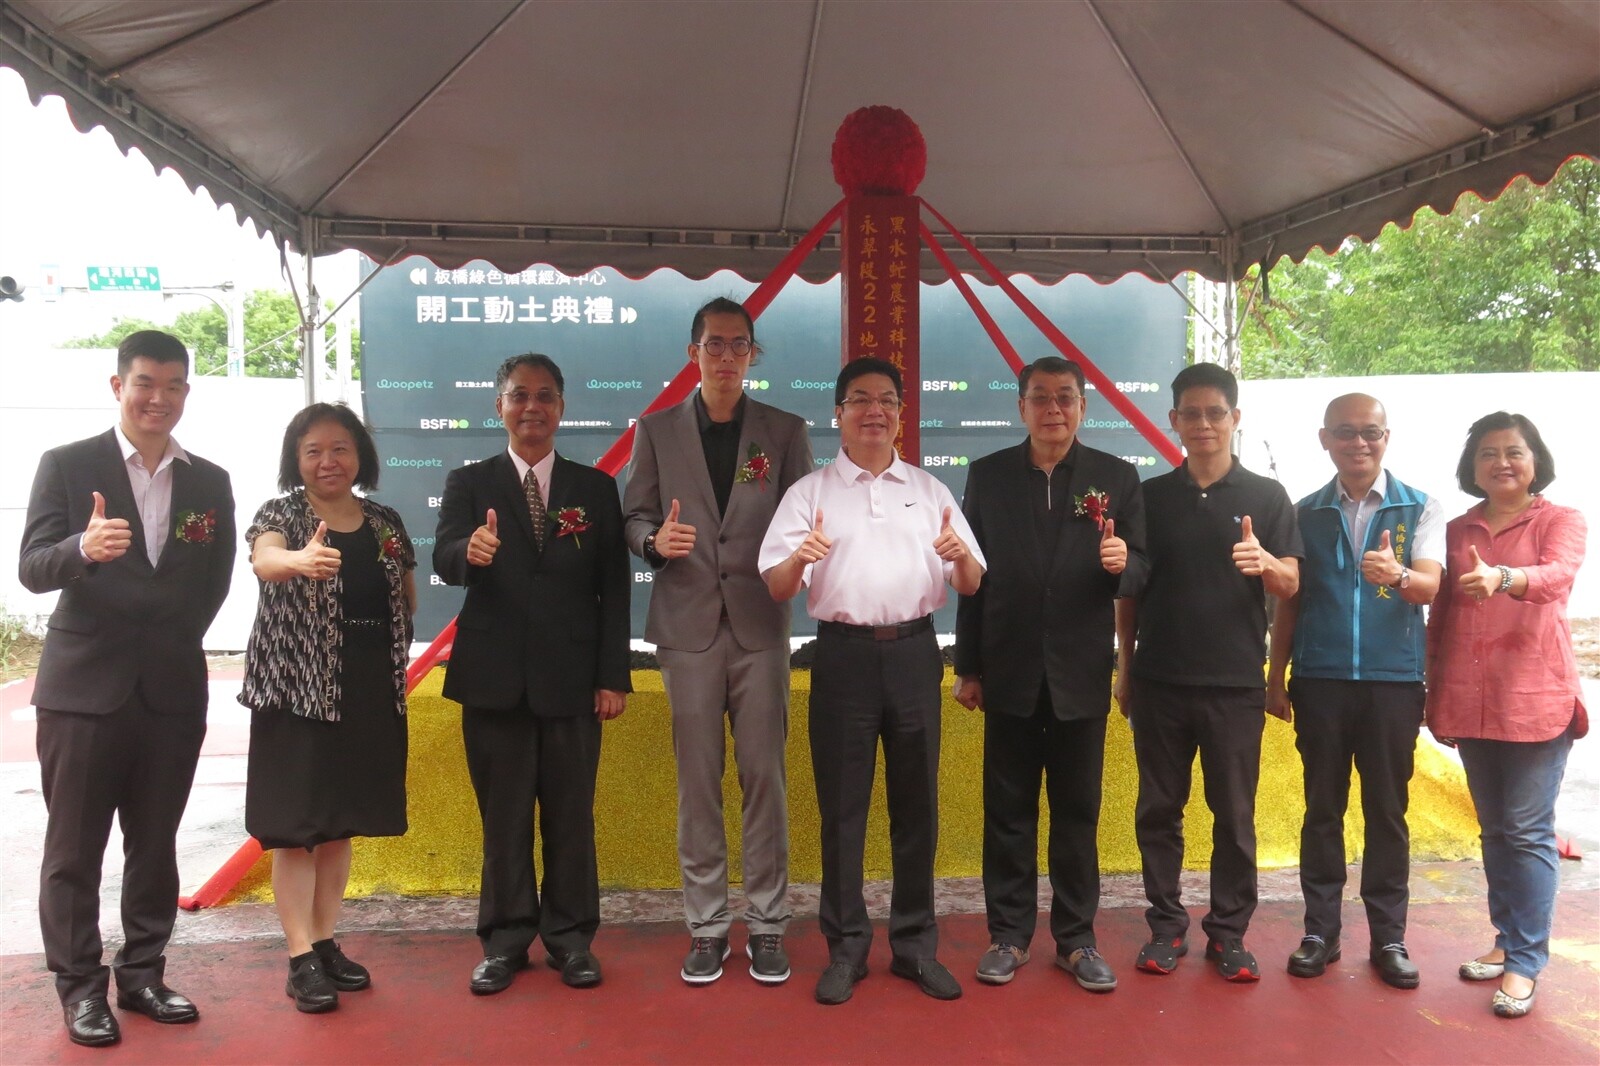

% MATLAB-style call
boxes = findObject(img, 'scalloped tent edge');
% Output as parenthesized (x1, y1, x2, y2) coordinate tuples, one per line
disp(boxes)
(2, 0, 1595, 285)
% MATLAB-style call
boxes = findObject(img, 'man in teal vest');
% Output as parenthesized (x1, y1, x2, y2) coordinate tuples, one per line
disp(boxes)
(1267, 393, 1445, 990)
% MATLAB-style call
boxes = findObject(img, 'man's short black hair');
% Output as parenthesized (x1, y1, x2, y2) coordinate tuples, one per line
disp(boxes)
(116, 330, 189, 378)
(1455, 411, 1557, 497)
(1170, 362, 1238, 409)
(277, 402, 381, 493)
(495, 353, 565, 394)
(691, 297, 755, 344)
(1018, 356, 1086, 395)
(835, 357, 903, 406)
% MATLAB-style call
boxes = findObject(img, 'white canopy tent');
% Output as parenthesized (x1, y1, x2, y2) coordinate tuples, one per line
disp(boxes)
(3, 0, 1595, 290)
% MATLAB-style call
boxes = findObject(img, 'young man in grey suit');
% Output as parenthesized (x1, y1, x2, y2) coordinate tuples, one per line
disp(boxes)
(624, 298, 812, 984)
(954, 356, 1147, 993)
(21, 331, 236, 1048)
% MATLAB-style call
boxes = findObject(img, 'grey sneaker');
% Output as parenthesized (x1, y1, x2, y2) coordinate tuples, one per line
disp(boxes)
(746, 934, 791, 984)
(1057, 945, 1118, 992)
(681, 937, 729, 985)
(976, 943, 1031, 985)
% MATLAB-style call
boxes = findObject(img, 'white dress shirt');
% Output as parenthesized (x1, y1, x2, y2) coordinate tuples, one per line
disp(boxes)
(114, 424, 189, 566)
(1338, 469, 1446, 563)
(759, 448, 986, 626)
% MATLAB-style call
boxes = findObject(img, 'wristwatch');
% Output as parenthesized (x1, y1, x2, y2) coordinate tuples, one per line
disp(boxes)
(1392, 567, 1410, 590)
(644, 528, 660, 558)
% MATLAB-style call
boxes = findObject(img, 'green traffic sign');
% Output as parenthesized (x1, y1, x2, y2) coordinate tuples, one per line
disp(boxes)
(87, 266, 161, 292)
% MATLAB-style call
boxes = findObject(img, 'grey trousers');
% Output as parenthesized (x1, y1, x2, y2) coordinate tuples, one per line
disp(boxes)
(658, 620, 793, 938)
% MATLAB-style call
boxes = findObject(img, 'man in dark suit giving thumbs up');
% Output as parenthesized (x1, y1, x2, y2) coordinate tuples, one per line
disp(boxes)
(1266, 392, 1445, 989)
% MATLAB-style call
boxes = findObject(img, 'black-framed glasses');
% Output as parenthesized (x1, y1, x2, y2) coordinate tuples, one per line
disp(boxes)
(501, 387, 561, 406)
(696, 338, 754, 358)
(839, 396, 902, 412)
(1327, 426, 1388, 442)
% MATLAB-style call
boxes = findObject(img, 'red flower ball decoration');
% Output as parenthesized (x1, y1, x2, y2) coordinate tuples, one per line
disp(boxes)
(832, 106, 926, 197)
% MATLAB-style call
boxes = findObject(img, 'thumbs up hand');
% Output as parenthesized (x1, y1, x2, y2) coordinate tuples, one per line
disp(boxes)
(1098, 517, 1127, 575)
(82, 490, 133, 562)
(932, 505, 971, 562)
(794, 507, 832, 565)
(468, 507, 501, 567)
(1457, 543, 1502, 601)
(298, 520, 342, 581)
(656, 497, 697, 559)
(1361, 527, 1403, 588)
(1232, 514, 1268, 576)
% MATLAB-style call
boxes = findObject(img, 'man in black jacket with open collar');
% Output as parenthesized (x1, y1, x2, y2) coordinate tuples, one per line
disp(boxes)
(434, 352, 631, 996)
(20, 331, 236, 1048)
(954, 356, 1148, 994)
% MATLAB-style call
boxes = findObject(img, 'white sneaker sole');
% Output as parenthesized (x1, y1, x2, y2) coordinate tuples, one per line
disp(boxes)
(746, 941, 791, 984)
(681, 944, 731, 985)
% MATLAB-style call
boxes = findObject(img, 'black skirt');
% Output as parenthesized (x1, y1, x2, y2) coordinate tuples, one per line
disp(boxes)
(245, 528, 408, 850)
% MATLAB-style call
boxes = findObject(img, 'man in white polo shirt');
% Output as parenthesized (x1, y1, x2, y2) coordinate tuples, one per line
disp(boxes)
(760, 357, 985, 1006)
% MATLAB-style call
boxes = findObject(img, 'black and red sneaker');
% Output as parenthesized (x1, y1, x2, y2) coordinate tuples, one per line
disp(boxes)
(1205, 938, 1261, 982)
(1135, 935, 1188, 975)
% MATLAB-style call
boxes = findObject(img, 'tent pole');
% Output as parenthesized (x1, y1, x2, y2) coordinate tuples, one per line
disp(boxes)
(301, 218, 319, 406)
(1222, 235, 1240, 375)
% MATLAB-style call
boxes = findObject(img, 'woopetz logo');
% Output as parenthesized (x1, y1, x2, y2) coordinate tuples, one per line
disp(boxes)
(376, 378, 434, 390)
(586, 379, 643, 390)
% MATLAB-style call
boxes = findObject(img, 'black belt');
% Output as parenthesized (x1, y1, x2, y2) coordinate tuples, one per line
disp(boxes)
(817, 616, 933, 642)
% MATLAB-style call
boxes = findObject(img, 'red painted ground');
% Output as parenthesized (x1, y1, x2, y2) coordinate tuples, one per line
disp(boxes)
(2, 897, 1595, 1065)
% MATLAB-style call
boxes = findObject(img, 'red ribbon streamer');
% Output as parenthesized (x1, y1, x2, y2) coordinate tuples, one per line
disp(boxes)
(920, 198, 1184, 468)
(918, 219, 1024, 376)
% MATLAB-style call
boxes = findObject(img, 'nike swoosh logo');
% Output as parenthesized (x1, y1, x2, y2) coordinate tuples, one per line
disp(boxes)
(903, 502, 917, 507)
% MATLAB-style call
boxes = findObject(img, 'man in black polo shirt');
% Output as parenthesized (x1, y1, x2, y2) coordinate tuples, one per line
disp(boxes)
(1114, 362, 1301, 983)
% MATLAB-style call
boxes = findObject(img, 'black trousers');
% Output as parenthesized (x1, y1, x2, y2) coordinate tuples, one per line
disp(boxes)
(36, 690, 206, 1004)
(1289, 676, 1424, 946)
(809, 626, 944, 967)
(983, 685, 1107, 953)
(1130, 678, 1263, 943)
(462, 705, 601, 959)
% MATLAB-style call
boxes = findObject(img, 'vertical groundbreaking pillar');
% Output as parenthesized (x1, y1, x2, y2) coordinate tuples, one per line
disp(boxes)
(840, 195, 921, 462)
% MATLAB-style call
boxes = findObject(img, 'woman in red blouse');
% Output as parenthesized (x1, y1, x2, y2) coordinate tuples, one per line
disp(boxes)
(1426, 412, 1587, 1019)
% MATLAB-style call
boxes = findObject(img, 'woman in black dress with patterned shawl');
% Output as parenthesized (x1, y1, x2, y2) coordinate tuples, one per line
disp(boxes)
(240, 403, 415, 1013)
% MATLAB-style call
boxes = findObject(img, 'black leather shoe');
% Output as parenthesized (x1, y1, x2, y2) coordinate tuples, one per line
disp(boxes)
(64, 997, 120, 1047)
(1287, 936, 1341, 978)
(117, 984, 199, 1023)
(546, 950, 602, 989)
(889, 956, 963, 1000)
(1371, 943, 1420, 989)
(286, 953, 339, 1013)
(470, 954, 528, 995)
(814, 961, 868, 1005)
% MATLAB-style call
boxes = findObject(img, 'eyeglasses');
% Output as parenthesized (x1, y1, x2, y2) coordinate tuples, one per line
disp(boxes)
(839, 396, 902, 412)
(501, 388, 561, 406)
(1024, 392, 1081, 410)
(696, 338, 754, 358)
(1327, 426, 1388, 442)
(1174, 406, 1233, 425)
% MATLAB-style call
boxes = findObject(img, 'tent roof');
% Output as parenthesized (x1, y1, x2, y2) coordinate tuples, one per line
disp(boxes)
(3, 0, 1596, 282)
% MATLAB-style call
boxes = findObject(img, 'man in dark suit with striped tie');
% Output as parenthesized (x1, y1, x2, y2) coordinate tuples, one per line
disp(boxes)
(434, 353, 631, 995)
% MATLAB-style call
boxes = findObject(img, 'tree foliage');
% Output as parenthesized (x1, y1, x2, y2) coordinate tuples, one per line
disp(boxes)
(1240, 157, 1598, 378)
(63, 289, 360, 379)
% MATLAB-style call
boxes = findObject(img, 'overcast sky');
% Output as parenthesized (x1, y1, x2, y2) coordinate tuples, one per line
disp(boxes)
(0, 68, 357, 349)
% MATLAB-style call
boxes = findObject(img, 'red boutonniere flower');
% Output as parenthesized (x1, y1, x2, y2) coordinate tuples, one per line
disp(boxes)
(176, 509, 216, 545)
(735, 443, 772, 489)
(555, 506, 591, 547)
(376, 523, 405, 562)
(1073, 487, 1109, 531)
